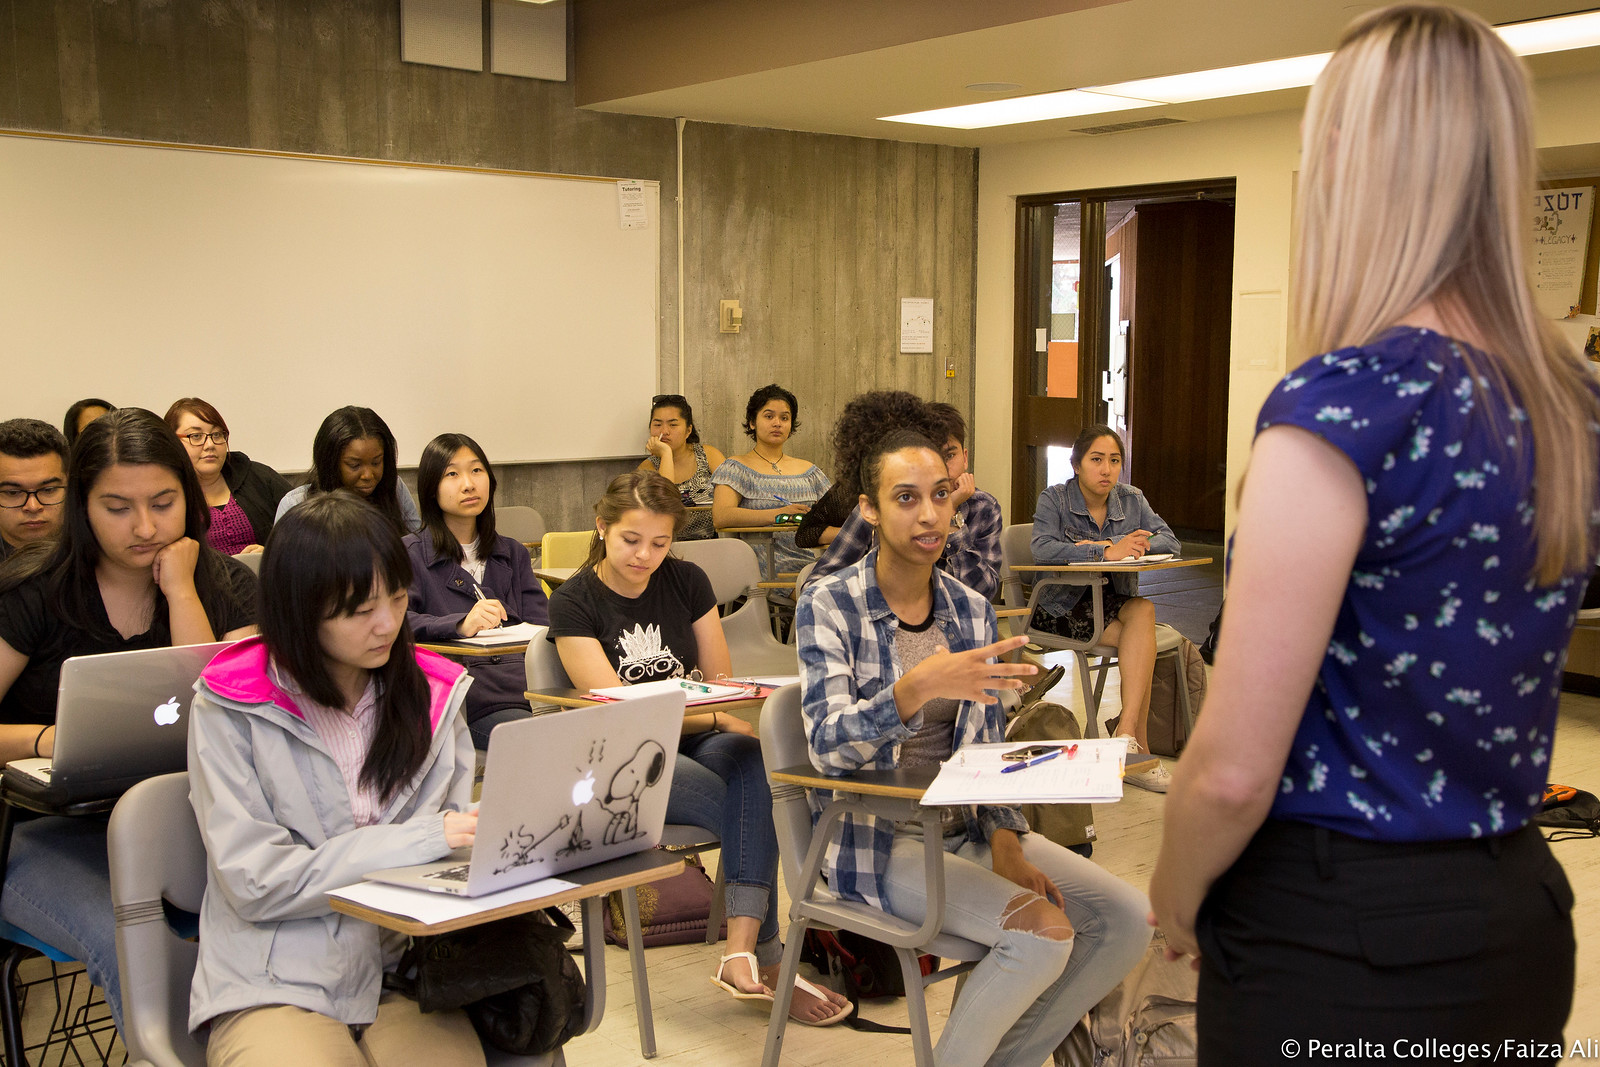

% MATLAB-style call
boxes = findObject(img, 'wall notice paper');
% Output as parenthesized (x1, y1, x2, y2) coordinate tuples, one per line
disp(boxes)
(1533, 186, 1594, 319)
(617, 180, 649, 229)
(919, 740, 1127, 806)
(328, 876, 579, 925)
(900, 297, 934, 353)
(450, 621, 546, 647)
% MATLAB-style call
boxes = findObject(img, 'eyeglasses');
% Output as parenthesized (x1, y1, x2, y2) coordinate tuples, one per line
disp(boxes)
(180, 431, 229, 447)
(0, 486, 66, 509)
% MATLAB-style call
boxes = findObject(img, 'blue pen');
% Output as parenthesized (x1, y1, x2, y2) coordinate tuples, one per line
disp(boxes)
(1000, 749, 1063, 774)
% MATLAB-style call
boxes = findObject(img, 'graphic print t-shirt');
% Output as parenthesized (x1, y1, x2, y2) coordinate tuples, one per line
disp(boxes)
(546, 556, 718, 683)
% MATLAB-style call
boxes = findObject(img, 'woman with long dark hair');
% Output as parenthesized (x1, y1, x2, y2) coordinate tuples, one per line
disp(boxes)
(711, 384, 832, 578)
(637, 394, 725, 540)
(1150, 7, 1600, 1059)
(0, 408, 258, 1035)
(274, 406, 422, 534)
(405, 433, 548, 748)
(188, 492, 482, 1063)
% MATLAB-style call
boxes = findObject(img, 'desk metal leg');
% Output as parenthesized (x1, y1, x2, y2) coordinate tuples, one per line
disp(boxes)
(622, 888, 657, 1058)
(579, 897, 608, 1037)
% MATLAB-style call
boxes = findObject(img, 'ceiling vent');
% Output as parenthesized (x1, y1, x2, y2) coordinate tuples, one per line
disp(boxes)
(1072, 117, 1186, 136)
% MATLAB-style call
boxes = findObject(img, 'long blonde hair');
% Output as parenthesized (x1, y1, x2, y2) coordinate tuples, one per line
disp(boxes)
(1292, 4, 1599, 583)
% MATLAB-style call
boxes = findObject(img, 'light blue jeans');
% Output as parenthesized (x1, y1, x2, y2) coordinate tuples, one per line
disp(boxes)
(667, 730, 782, 967)
(880, 830, 1150, 1067)
(1, 816, 124, 1034)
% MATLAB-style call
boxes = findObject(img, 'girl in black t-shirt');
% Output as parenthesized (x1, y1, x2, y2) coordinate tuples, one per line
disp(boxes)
(0, 408, 259, 1036)
(547, 471, 847, 1027)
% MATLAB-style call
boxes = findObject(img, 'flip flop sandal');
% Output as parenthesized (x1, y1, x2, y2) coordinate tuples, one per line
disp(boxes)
(710, 952, 774, 1001)
(788, 973, 851, 1028)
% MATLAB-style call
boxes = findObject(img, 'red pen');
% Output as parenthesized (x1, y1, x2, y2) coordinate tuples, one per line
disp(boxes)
(1065, 744, 1078, 759)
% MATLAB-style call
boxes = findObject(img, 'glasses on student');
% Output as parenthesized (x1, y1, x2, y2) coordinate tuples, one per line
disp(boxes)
(0, 486, 66, 509)
(181, 431, 229, 447)
(651, 395, 689, 408)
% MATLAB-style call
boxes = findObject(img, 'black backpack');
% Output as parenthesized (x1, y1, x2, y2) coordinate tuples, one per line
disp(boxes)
(1534, 783, 1600, 841)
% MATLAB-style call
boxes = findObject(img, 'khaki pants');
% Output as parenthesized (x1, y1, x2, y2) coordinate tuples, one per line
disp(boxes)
(206, 992, 487, 1067)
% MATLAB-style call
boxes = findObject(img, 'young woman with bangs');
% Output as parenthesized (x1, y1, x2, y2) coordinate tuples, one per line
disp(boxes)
(405, 433, 549, 749)
(1150, 6, 1600, 1059)
(0, 408, 259, 1037)
(187, 492, 482, 1065)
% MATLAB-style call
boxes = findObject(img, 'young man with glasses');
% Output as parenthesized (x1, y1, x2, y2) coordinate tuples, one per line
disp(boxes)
(0, 420, 68, 563)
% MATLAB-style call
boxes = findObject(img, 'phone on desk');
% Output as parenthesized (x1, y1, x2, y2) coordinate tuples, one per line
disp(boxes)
(1002, 744, 1061, 762)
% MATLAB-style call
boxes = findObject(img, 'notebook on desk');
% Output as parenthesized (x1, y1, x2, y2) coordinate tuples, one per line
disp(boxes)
(365, 689, 685, 897)
(4, 641, 233, 806)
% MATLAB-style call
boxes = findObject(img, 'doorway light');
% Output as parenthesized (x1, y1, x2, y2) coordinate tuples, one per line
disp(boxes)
(881, 9, 1600, 130)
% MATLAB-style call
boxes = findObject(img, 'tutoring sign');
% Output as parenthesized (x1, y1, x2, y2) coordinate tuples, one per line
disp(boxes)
(1533, 186, 1594, 319)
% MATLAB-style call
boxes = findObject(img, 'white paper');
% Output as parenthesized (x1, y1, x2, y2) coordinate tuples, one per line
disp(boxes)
(749, 675, 801, 688)
(617, 180, 649, 230)
(900, 297, 933, 353)
(588, 678, 746, 703)
(327, 876, 579, 925)
(1065, 553, 1174, 567)
(919, 740, 1127, 806)
(449, 621, 546, 647)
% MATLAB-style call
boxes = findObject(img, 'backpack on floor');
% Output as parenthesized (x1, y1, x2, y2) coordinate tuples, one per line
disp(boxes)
(799, 929, 935, 1034)
(1005, 700, 1095, 852)
(1056, 930, 1198, 1067)
(1534, 783, 1600, 841)
(1147, 637, 1207, 758)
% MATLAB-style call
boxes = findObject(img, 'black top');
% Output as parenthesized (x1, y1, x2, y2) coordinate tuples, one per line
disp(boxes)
(794, 482, 858, 550)
(221, 451, 292, 545)
(546, 556, 717, 683)
(0, 558, 257, 725)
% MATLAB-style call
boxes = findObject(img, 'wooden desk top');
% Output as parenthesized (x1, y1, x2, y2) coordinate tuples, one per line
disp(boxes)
(718, 525, 788, 535)
(329, 849, 684, 936)
(533, 567, 578, 586)
(417, 641, 529, 659)
(525, 688, 768, 713)
(1013, 556, 1212, 574)
(770, 763, 937, 800)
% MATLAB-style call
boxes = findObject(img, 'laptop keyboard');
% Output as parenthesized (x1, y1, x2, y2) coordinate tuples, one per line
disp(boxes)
(426, 864, 471, 883)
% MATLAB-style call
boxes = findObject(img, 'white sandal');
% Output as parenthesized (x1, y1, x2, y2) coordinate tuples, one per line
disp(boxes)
(787, 973, 850, 1028)
(710, 952, 774, 1001)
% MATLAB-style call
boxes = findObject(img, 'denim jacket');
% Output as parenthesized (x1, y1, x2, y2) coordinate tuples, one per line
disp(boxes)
(1030, 480, 1179, 612)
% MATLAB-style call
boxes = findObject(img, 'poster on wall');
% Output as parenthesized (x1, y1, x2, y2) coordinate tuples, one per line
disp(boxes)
(1533, 186, 1594, 319)
(900, 297, 934, 353)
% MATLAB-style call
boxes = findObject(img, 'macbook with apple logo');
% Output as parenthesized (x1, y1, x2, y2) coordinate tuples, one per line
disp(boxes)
(4, 641, 235, 805)
(364, 687, 685, 897)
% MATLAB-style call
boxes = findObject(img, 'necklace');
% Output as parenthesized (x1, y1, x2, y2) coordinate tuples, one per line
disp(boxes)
(754, 445, 784, 474)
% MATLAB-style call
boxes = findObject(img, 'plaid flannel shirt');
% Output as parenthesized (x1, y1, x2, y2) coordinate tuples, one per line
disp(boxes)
(797, 547, 1029, 910)
(808, 489, 1003, 601)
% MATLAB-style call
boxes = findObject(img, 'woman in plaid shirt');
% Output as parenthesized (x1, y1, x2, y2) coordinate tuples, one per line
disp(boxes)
(798, 428, 1150, 1067)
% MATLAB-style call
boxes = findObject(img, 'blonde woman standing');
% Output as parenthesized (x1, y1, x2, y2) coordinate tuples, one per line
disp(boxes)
(1150, 7, 1600, 1061)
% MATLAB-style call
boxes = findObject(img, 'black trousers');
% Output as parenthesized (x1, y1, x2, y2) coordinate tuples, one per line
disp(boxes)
(1196, 820, 1574, 1067)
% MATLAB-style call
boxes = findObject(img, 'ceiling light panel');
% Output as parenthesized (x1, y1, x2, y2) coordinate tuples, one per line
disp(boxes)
(884, 88, 1157, 130)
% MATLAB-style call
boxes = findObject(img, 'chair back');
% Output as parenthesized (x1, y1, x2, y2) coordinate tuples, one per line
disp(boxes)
(998, 523, 1035, 610)
(524, 625, 571, 690)
(794, 562, 818, 599)
(758, 685, 815, 897)
(231, 550, 263, 576)
(673, 538, 760, 605)
(108, 772, 207, 1067)
(497, 505, 547, 546)
(540, 531, 593, 570)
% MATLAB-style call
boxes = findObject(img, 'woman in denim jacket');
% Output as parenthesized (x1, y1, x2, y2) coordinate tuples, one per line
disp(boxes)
(1030, 424, 1178, 792)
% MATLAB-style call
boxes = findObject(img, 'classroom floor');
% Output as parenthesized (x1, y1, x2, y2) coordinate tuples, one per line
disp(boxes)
(20, 552, 1600, 1065)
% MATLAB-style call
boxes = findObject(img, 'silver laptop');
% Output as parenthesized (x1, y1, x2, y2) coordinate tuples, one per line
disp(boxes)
(366, 688, 685, 897)
(5, 641, 233, 804)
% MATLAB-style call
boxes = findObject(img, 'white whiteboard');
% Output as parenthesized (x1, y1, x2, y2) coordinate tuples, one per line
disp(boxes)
(0, 132, 659, 469)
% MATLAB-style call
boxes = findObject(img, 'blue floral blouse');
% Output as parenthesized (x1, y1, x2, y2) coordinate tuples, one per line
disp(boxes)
(1255, 327, 1597, 841)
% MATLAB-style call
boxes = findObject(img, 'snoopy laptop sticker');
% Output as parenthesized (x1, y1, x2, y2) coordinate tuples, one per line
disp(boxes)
(365, 689, 685, 896)
(5, 641, 234, 806)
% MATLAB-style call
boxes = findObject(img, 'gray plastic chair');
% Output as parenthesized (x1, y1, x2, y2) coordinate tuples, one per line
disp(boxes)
(674, 538, 799, 676)
(757, 684, 985, 1067)
(999, 523, 1185, 738)
(229, 550, 263, 576)
(497, 506, 547, 550)
(108, 772, 574, 1067)
(523, 635, 725, 1059)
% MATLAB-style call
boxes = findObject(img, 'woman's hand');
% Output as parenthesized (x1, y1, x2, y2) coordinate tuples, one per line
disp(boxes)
(240, 544, 265, 554)
(714, 711, 756, 737)
(645, 435, 672, 461)
(1105, 530, 1152, 561)
(458, 598, 508, 636)
(152, 537, 202, 598)
(990, 830, 1065, 908)
(893, 635, 1036, 718)
(444, 809, 478, 849)
(774, 504, 810, 519)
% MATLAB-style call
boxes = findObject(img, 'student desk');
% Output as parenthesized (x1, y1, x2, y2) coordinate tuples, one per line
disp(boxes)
(769, 764, 937, 801)
(330, 849, 685, 1056)
(524, 688, 768, 715)
(1011, 556, 1214, 576)
(417, 641, 531, 658)
(533, 567, 577, 589)
(715, 525, 798, 579)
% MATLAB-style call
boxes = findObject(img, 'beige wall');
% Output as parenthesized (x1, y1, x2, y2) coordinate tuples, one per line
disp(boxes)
(975, 67, 1600, 537)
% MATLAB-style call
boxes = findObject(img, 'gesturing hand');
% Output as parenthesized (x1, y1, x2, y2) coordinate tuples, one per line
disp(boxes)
(894, 635, 1036, 720)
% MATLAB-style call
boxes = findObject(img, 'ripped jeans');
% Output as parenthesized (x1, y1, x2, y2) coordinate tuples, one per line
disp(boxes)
(880, 830, 1150, 1067)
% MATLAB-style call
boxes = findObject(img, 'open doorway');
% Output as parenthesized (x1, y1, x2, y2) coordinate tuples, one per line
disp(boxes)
(1012, 181, 1236, 542)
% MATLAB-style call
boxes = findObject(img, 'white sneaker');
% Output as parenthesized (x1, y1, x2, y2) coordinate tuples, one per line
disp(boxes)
(1119, 736, 1171, 793)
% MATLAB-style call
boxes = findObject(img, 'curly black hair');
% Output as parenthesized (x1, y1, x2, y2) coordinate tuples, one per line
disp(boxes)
(827, 390, 944, 501)
(742, 384, 801, 439)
